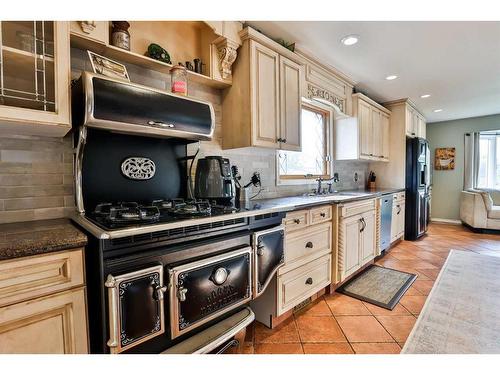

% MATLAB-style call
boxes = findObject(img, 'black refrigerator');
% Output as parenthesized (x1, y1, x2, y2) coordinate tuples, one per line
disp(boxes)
(405, 137, 431, 240)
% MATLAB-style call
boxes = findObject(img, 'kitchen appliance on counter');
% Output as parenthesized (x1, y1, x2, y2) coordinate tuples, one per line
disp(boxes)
(405, 137, 431, 240)
(71, 72, 286, 354)
(194, 156, 236, 205)
(380, 194, 393, 252)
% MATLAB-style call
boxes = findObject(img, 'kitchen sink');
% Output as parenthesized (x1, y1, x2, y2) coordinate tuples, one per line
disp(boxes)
(335, 191, 373, 197)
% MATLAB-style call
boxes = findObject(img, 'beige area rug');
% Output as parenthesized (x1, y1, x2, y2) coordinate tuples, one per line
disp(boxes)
(403, 250, 500, 354)
(338, 265, 417, 310)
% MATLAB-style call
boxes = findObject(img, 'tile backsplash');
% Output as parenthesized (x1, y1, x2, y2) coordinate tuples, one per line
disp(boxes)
(0, 48, 367, 224)
(0, 135, 74, 224)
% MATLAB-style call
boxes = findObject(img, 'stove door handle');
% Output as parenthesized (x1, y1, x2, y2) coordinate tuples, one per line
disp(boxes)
(155, 285, 168, 301)
(177, 286, 188, 302)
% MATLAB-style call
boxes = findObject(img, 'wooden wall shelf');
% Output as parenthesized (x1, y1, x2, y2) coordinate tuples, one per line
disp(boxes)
(70, 31, 231, 90)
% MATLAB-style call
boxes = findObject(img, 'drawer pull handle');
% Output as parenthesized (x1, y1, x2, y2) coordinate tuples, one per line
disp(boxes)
(320, 212, 326, 218)
(305, 277, 313, 285)
(293, 219, 301, 224)
(305, 241, 314, 249)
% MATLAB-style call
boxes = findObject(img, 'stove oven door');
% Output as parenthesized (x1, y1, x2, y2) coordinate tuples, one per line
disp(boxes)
(252, 226, 285, 298)
(168, 247, 252, 339)
(105, 265, 166, 354)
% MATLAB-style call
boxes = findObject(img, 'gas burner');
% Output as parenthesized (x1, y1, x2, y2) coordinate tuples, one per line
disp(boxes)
(150, 198, 212, 217)
(93, 202, 160, 224)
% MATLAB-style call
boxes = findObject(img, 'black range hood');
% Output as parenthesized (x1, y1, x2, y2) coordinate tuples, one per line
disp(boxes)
(72, 72, 215, 141)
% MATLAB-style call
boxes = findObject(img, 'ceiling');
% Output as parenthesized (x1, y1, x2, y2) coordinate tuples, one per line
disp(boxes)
(246, 21, 500, 123)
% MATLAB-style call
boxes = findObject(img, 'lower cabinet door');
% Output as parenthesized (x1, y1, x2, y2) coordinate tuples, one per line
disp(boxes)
(360, 210, 376, 264)
(0, 287, 88, 354)
(339, 214, 362, 280)
(398, 203, 406, 237)
(277, 254, 331, 315)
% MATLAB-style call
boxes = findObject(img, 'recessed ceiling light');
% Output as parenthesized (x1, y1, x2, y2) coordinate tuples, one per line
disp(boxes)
(341, 35, 359, 46)
(385, 75, 398, 80)
(420, 94, 431, 98)
(433, 109, 443, 113)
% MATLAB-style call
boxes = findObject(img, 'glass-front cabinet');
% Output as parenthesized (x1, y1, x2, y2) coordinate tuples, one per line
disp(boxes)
(0, 21, 70, 136)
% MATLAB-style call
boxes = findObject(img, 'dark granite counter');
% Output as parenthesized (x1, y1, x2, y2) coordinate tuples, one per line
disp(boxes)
(0, 218, 88, 261)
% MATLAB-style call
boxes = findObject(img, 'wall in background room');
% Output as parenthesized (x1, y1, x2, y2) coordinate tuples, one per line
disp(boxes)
(0, 48, 367, 224)
(427, 114, 500, 221)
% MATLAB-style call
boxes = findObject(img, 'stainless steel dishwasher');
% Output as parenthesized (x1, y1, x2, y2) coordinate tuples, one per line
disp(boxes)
(380, 194, 393, 252)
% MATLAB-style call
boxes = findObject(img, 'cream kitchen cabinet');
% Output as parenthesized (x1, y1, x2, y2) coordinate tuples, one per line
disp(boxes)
(335, 93, 391, 162)
(251, 204, 332, 326)
(222, 27, 303, 150)
(337, 199, 378, 282)
(70, 21, 108, 46)
(370, 99, 426, 189)
(405, 105, 426, 139)
(0, 249, 88, 354)
(391, 192, 406, 243)
(0, 21, 71, 136)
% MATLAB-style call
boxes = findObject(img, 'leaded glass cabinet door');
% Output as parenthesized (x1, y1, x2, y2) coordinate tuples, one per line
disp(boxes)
(0, 21, 70, 136)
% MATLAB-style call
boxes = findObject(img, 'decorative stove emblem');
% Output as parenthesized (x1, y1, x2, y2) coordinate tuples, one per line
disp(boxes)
(121, 157, 156, 180)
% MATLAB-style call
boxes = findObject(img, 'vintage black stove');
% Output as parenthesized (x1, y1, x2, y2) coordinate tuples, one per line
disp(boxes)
(71, 72, 285, 354)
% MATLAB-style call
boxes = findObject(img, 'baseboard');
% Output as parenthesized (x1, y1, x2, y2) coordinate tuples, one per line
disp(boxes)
(430, 217, 462, 225)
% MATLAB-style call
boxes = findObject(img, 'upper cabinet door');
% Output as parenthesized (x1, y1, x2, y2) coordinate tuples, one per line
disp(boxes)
(380, 112, 390, 160)
(279, 56, 302, 151)
(418, 115, 426, 139)
(250, 41, 280, 149)
(405, 106, 415, 137)
(371, 109, 381, 158)
(0, 21, 70, 136)
(359, 100, 372, 158)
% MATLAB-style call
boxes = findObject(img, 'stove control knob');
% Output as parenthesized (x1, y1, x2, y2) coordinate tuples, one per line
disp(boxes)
(177, 286, 188, 302)
(211, 267, 229, 285)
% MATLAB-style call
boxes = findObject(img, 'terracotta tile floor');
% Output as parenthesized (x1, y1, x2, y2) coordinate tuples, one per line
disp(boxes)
(244, 223, 498, 354)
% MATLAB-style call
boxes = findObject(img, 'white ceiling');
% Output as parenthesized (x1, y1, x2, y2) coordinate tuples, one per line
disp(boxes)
(247, 21, 500, 123)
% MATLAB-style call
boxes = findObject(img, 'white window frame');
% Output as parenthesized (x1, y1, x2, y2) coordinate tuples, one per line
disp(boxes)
(476, 131, 500, 190)
(276, 98, 334, 186)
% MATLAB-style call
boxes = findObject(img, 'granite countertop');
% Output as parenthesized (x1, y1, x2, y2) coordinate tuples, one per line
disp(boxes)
(0, 218, 88, 261)
(73, 187, 405, 239)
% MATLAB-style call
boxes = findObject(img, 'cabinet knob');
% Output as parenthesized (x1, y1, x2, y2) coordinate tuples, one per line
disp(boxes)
(305, 277, 313, 285)
(257, 245, 264, 256)
(277, 137, 282, 143)
(320, 212, 326, 217)
(294, 218, 301, 224)
(305, 241, 314, 249)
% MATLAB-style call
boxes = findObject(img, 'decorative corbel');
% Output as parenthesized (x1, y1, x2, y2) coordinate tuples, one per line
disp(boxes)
(79, 21, 96, 34)
(215, 38, 239, 80)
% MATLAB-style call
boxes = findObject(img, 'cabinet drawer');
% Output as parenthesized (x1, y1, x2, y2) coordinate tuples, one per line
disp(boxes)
(340, 199, 376, 218)
(284, 222, 331, 267)
(0, 249, 84, 308)
(284, 210, 309, 232)
(277, 254, 331, 315)
(310, 205, 332, 225)
(393, 192, 405, 202)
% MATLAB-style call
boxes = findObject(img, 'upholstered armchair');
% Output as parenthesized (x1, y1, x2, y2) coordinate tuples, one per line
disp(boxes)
(460, 189, 500, 230)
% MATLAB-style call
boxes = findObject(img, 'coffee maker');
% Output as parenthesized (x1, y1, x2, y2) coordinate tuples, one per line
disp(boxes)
(194, 156, 235, 205)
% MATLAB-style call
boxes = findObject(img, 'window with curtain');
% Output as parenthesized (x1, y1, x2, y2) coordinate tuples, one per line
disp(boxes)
(476, 131, 500, 189)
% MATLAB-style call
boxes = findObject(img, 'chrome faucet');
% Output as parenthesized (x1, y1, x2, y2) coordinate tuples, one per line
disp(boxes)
(315, 173, 340, 195)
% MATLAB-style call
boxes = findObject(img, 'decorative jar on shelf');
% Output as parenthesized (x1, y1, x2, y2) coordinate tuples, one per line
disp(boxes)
(170, 65, 188, 96)
(111, 21, 130, 51)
